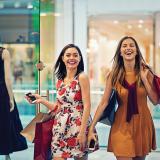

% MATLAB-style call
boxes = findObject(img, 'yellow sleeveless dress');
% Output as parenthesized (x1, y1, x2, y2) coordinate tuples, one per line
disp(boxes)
(107, 72, 156, 157)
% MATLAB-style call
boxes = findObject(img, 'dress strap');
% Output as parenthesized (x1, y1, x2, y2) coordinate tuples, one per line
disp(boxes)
(74, 72, 83, 80)
(56, 79, 63, 89)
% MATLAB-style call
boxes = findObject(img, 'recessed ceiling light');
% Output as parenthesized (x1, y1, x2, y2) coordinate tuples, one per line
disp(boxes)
(14, 2, 20, 8)
(27, 2, 33, 9)
(139, 20, 144, 24)
(138, 24, 143, 28)
(127, 25, 132, 29)
(41, 13, 47, 16)
(113, 20, 119, 24)
(54, 13, 61, 17)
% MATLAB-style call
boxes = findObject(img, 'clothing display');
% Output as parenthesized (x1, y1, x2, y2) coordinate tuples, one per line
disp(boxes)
(0, 48, 27, 155)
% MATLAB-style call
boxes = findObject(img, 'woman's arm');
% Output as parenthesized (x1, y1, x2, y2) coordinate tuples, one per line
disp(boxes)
(27, 94, 59, 111)
(89, 73, 113, 132)
(38, 97, 58, 111)
(3, 49, 14, 111)
(77, 72, 91, 150)
(78, 73, 91, 134)
(141, 68, 159, 105)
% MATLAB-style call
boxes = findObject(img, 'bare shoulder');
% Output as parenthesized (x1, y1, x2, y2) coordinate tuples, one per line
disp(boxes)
(78, 72, 89, 81)
(104, 70, 113, 87)
(105, 70, 113, 80)
(2, 49, 10, 60)
(78, 72, 90, 90)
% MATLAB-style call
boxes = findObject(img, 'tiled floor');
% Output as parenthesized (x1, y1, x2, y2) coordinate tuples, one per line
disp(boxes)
(0, 118, 159, 160)
(0, 146, 159, 160)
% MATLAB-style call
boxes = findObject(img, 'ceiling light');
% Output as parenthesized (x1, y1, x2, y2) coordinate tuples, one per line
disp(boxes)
(27, 2, 33, 9)
(54, 13, 61, 17)
(127, 25, 132, 29)
(138, 24, 143, 28)
(139, 20, 144, 24)
(113, 20, 119, 24)
(14, 2, 20, 8)
(40, 13, 47, 16)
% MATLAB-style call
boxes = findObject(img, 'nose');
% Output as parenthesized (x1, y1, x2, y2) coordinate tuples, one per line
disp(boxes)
(126, 46, 132, 51)
(126, 48, 131, 51)
(70, 55, 76, 59)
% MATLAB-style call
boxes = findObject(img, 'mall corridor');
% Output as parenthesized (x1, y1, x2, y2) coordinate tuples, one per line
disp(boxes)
(0, 0, 160, 159)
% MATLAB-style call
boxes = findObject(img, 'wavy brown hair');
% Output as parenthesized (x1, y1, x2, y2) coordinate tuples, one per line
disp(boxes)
(111, 36, 146, 87)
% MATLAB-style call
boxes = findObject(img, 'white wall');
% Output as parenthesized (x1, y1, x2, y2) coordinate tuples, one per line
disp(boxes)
(88, 0, 160, 15)
(55, 0, 73, 58)
(74, 0, 88, 71)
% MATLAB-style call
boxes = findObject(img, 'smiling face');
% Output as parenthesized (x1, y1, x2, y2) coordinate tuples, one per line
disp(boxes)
(62, 47, 81, 70)
(120, 38, 137, 61)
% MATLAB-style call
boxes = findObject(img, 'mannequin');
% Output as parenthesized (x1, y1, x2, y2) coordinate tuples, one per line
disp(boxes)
(0, 47, 27, 159)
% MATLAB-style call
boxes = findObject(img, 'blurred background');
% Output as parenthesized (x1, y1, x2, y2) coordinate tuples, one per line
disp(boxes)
(0, 0, 160, 159)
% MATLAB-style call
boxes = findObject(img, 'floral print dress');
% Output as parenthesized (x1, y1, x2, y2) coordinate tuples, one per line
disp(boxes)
(51, 76, 93, 158)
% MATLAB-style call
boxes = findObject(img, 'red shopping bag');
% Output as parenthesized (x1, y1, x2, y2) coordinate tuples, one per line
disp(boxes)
(153, 75, 160, 103)
(34, 118, 54, 160)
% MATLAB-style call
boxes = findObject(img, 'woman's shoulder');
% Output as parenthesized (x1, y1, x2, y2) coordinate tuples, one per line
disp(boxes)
(104, 70, 113, 81)
(78, 72, 89, 81)
(56, 79, 63, 89)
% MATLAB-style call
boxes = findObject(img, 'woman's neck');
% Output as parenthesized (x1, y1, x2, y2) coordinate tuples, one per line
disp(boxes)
(65, 69, 77, 80)
(123, 60, 135, 72)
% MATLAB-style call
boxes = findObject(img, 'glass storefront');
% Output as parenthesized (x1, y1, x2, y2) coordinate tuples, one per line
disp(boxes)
(40, 0, 64, 90)
(0, 0, 40, 118)
(88, 14, 154, 87)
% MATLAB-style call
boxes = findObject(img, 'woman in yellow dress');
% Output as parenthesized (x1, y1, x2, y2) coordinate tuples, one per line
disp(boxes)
(88, 36, 159, 160)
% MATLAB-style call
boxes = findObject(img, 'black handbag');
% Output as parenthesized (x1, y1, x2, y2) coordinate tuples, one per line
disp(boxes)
(98, 89, 118, 126)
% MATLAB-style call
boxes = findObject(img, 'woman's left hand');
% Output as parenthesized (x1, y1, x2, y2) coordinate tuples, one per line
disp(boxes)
(77, 132, 87, 151)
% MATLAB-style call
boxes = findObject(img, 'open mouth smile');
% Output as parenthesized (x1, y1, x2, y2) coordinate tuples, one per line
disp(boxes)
(67, 60, 77, 65)
(124, 51, 134, 55)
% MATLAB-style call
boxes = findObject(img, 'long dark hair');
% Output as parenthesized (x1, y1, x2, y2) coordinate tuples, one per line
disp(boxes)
(111, 36, 146, 86)
(54, 44, 84, 79)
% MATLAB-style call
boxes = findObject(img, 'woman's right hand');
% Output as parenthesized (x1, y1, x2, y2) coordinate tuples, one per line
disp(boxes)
(25, 93, 43, 104)
(88, 128, 97, 147)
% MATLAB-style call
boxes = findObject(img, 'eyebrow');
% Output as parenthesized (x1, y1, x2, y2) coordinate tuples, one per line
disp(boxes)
(65, 52, 79, 54)
(122, 43, 135, 45)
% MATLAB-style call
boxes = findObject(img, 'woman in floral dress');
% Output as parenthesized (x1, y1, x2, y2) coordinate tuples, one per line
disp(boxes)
(26, 44, 96, 160)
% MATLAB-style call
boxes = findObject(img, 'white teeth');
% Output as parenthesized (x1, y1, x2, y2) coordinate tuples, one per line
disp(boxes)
(125, 51, 132, 55)
(68, 61, 76, 64)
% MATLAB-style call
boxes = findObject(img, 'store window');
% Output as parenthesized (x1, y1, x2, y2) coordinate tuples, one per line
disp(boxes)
(40, 0, 64, 91)
(88, 13, 160, 148)
(0, 0, 40, 116)
(88, 14, 153, 88)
